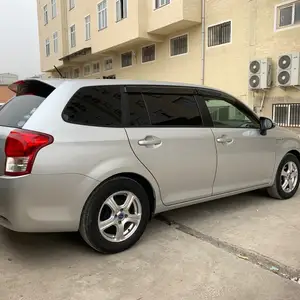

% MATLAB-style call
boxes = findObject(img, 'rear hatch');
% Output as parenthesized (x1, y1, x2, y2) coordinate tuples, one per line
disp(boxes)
(0, 79, 58, 175)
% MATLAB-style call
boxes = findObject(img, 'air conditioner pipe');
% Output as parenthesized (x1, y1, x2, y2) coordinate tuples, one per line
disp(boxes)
(201, 0, 205, 85)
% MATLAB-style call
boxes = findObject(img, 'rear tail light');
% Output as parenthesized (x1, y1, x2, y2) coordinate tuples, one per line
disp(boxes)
(4, 129, 53, 176)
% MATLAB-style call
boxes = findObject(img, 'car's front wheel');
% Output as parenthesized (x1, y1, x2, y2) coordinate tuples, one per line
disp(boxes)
(267, 153, 300, 200)
(80, 177, 150, 254)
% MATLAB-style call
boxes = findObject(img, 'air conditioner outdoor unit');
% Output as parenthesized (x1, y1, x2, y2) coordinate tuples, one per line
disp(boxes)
(277, 52, 300, 87)
(248, 58, 272, 90)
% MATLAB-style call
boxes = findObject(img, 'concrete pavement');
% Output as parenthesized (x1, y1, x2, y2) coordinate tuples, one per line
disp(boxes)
(1, 191, 300, 299)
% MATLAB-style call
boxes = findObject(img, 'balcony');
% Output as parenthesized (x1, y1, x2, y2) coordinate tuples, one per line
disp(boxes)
(148, 0, 202, 35)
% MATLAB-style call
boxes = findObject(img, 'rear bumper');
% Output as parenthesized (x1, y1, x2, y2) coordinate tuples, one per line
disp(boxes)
(0, 173, 98, 232)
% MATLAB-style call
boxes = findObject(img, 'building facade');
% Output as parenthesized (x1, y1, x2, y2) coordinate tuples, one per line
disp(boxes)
(37, 0, 300, 127)
(0, 73, 18, 104)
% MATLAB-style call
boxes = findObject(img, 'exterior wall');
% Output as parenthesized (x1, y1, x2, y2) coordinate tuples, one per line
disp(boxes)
(37, 0, 300, 121)
(0, 73, 18, 85)
(0, 86, 15, 103)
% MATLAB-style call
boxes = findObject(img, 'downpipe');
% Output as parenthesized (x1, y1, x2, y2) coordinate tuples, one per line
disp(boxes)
(201, 0, 206, 85)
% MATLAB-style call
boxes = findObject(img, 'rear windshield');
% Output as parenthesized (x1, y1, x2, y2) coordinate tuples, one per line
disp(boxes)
(0, 95, 45, 128)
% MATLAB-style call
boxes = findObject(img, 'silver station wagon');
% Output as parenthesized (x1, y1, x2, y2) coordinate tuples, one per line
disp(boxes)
(0, 79, 299, 254)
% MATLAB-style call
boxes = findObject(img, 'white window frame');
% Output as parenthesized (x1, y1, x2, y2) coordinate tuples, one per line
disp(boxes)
(154, 0, 171, 10)
(141, 44, 156, 64)
(97, 0, 108, 30)
(51, 0, 57, 18)
(69, 0, 75, 10)
(70, 24, 76, 48)
(45, 38, 50, 57)
(116, 0, 128, 22)
(83, 64, 91, 77)
(73, 68, 80, 78)
(121, 51, 133, 68)
(53, 31, 58, 53)
(43, 5, 48, 25)
(274, 0, 300, 32)
(104, 57, 113, 71)
(85, 15, 91, 40)
(169, 33, 189, 57)
(92, 62, 100, 74)
(207, 20, 232, 49)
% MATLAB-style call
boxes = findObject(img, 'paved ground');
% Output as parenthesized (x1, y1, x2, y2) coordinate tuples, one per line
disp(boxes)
(1, 191, 300, 300)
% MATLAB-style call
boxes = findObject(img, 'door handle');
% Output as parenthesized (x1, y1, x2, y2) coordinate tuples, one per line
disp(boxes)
(138, 136, 162, 147)
(216, 135, 233, 144)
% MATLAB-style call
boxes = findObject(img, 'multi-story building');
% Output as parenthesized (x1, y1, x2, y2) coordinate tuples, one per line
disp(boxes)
(37, 0, 300, 128)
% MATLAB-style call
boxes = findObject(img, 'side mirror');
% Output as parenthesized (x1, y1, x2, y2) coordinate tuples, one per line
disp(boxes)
(260, 117, 275, 135)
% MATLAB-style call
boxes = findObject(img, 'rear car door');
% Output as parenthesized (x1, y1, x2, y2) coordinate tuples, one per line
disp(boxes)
(201, 93, 276, 195)
(124, 85, 217, 206)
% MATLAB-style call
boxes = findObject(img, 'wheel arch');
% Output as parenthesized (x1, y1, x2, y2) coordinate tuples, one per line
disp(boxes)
(287, 149, 300, 162)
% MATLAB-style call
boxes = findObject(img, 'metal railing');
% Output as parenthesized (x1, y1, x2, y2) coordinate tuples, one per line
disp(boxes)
(272, 103, 300, 127)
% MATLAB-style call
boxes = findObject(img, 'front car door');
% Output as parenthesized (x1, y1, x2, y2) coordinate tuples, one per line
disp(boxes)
(124, 85, 217, 206)
(200, 92, 276, 195)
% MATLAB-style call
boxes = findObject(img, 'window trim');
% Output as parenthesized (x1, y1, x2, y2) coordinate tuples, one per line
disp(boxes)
(70, 24, 76, 48)
(141, 44, 156, 64)
(45, 38, 50, 57)
(97, 0, 108, 31)
(169, 33, 189, 58)
(83, 64, 91, 77)
(153, 0, 171, 10)
(53, 31, 58, 53)
(274, 0, 300, 32)
(51, 0, 57, 19)
(69, 0, 75, 10)
(201, 94, 260, 129)
(84, 15, 91, 41)
(207, 20, 232, 49)
(116, 0, 128, 22)
(43, 5, 48, 25)
(92, 61, 101, 74)
(121, 51, 134, 68)
(103, 57, 113, 71)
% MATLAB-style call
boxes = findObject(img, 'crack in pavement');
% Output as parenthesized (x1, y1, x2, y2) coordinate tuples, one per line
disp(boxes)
(155, 214, 300, 285)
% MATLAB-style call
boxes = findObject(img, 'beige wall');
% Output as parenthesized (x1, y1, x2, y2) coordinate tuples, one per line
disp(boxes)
(37, 0, 300, 119)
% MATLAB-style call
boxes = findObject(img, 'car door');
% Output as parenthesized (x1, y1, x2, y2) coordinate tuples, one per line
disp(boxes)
(124, 85, 217, 206)
(202, 94, 276, 195)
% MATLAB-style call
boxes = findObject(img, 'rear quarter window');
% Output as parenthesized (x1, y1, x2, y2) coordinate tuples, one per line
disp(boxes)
(62, 85, 122, 127)
(0, 95, 45, 128)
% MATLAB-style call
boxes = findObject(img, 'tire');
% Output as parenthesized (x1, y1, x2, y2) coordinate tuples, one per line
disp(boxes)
(79, 177, 150, 254)
(267, 153, 300, 200)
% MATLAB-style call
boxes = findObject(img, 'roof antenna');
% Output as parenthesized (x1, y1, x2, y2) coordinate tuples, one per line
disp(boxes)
(54, 65, 65, 78)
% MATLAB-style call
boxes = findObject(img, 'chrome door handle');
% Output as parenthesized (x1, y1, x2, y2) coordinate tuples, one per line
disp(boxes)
(216, 135, 233, 144)
(138, 136, 162, 146)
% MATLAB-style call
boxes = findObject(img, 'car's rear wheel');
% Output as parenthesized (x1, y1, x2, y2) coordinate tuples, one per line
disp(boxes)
(267, 153, 300, 200)
(80, 177, 150, 254)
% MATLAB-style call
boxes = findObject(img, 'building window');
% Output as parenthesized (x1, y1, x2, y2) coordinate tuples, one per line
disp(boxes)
(43, 5, 48, 25)
(93, 62, 100, 73)
(142, 44, 155, 63)
(85, 15, 91, 40)
(121, 51, 132, 68)
(208, 21, 231, 47)
(98, 0, 107, 30)
(155, 0, 170, 9)
(53, 32, 58, 53)
(170, 34, 188, 56)
(116, 0, 127, 22)
(104, 58, 113, 71)
(45, 38, 50, 57)
(69, 0, 75, 10)
(51, 0, 57, 18)
(73, 68, 80, 78)
(63, 72, 69, 78)
(273, 103, 300, 127)
(70, 25, 76, 48)
(277, 1, 300, 29)
(84, 65, 91, 76)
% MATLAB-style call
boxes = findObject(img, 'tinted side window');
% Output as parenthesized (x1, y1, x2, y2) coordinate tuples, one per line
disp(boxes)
(143, 93, 202, 126)
(62, 86, 122, 127)
(128, 93, 150, 126)
(205, 98, 259, 129)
